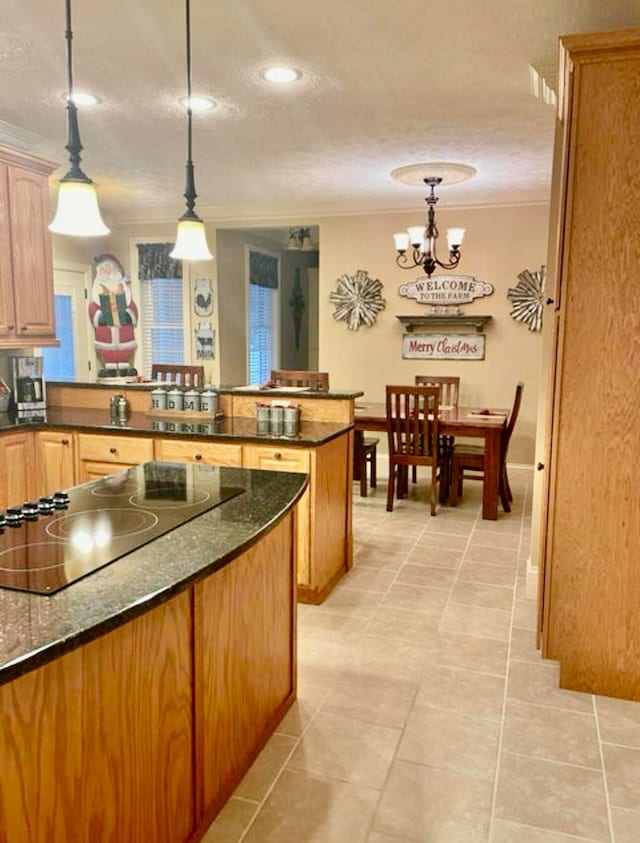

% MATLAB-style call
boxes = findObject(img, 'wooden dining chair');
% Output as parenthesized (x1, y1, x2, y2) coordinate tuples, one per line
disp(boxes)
(151, 364, 205, 388)
(354, 433, 379, 497)
(449, 382, 524, 511)
(270, 369, 330, 391)
(414, 375, 460, 408)
(386, 385, 446, 516)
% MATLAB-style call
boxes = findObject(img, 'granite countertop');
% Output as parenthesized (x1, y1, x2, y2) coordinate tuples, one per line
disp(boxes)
(0, 407, 352, 445)
(47, 381, 365, 400)
(0, 465, 307, 687)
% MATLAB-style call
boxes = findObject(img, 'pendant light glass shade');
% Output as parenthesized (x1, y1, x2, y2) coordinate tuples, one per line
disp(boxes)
(49, 179, 110, 236)
(171, 0, 213, 262)
(49, 0, 109, 238)
(170, 218, 213, 261)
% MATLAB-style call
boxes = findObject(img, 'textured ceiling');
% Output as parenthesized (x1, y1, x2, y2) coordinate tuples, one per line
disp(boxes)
(1, 1, 639, 225)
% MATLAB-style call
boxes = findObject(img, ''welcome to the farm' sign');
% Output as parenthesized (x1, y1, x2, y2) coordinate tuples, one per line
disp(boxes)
(398, 274, 494, 305)
(402, 333, 485, 360)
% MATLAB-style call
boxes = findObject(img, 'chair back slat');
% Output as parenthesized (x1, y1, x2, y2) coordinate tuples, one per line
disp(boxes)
(414, 375, 460, 408)
(270, 369, 329, 391)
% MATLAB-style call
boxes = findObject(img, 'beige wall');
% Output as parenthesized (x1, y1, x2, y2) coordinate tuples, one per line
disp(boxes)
(318, 204, 549, 465)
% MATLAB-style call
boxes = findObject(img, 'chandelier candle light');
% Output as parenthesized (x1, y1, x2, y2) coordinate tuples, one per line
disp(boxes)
(394, 177, 465, 278)
(49, 0, 110, 237)
(170, 0, 213, 261)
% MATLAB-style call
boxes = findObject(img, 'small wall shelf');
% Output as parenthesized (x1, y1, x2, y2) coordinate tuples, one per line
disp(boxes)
(396, 315, 492, 334)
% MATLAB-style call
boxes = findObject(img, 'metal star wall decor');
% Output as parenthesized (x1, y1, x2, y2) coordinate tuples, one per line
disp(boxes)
(507, 266, 545, 332)
(329, 269, 386, 331)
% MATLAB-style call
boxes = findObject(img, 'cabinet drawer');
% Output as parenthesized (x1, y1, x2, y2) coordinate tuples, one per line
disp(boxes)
(77, 433, 154, 465)
(155, 438, 242, 467)
(243, 445, 310, 474)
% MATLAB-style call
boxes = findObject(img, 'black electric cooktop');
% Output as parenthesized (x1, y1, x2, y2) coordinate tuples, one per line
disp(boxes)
(0, 462, 244, 595)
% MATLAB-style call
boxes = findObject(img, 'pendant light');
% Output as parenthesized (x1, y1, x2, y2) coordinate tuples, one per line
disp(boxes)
(170, 0, 213, 261)
(49, 0, 109, 237)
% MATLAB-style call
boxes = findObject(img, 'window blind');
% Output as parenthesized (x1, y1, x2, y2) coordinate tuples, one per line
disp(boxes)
(249, 283, 275, 384)
(42, 294, 75, 381)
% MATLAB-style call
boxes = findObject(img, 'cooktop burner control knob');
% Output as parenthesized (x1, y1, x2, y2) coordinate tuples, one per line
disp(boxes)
(38, 496, 55, 514)
(5, 508, 23, 527)
(53, 491, 70, 509)
(21, 502, 40, 521)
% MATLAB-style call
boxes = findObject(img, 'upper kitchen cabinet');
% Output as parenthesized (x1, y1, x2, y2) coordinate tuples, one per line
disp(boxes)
(0, 144, 58, 347)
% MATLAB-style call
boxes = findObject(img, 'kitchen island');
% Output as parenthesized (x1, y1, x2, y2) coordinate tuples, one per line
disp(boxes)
(0, 462, 306, 843)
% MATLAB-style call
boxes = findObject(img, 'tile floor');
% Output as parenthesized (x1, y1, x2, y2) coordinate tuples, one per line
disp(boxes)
(204, 468, 640, 842)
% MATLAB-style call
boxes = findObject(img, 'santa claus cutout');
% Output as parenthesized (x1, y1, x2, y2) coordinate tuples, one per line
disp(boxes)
(88, 254, 138, 377)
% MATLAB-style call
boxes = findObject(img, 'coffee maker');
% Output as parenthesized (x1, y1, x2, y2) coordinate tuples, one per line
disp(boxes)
(12, 356, 47, 420)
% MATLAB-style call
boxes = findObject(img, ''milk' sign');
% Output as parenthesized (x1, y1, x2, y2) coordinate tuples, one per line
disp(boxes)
(402, 333, 485, 360)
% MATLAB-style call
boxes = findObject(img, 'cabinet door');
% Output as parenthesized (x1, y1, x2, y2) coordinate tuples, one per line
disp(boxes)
(0, 431, 32, 508)
(243, 445, 311, 585)
(76, 433, 154, 484)
(7, 165, 55, 340)
(154, 438, 242, 466)
(35, 431, 76, 496)
(0, 164, 16, 339)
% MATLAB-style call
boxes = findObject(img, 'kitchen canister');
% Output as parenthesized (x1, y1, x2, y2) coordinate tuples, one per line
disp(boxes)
(270, 405, 285, 435)
(167, 387, 184, 411)
(150, 387, 167, 410)
(183, 389, 201, 412)
(200, 388, 218, 414)
(284, 405, 300, 436)
(256, 403, 270, 434)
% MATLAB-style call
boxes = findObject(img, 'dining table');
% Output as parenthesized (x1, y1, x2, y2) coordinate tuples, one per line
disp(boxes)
(353, 402, 508, 520)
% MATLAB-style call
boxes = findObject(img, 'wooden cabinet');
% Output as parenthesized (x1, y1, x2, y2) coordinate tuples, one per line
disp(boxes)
(76, 433, 154, 482)
(0, 430, 32, 508)
(0, 145, 57, 347)
(154, 438, 242, 467)
(538, 30, 640, 700)
(34, 430, 75, 496)
(244, 435, 351, 603)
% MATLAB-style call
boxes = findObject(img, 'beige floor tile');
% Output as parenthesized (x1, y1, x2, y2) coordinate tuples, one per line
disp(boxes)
(458, 560, 517, 588)
(415, 663, 505, 721)
(413, 532, 469, 551)
(321, 672, 417, 728)
(512, 597, 538, 630)
(450, 579, 514, 612)
(398, 706, 499, 780)
(395, 562, 457, 590)
(509, 627, 543, 663)
(471, 530, 522, 549)
(494, 752, 609, 840)
(507, 660, 593, 713)
(242, 769, 380, 843)
(405, 545, 464, 568)
(368, 833, 415, 842)
(430, 632, 508, 676)
(201, 797, 258, 843)
(346, 633, 431, 683)
(515, 572, 538, 601)
(439, 602, 512, 641)
(373, 759, 492, 842)
(602, 743, 640, 810)
(490, 818, 599, 841)
(354, 549, 407, 571)
(596, 695, 640, 748)
(341, 567, 398, 592)
(234, 733, 298, 801)
(277, 682, 329, 737)
(502, 700, 601, 768)
(365, 606, 439, 643)
(424, 518, 475, 536)
(611, 807, 640, 842)
(319, 585, 384, 618)
(299, 607, 370, 634)
(381, 582, 449, 616)
(464, 545, 519, 566)
(287, 710, 401, 788)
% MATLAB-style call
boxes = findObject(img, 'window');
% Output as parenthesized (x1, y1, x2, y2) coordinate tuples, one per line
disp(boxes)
(42, 263, 91, 382)
(248, 248, 279, 384)
(42, 293, 75, 381)
(137, 243, 185, 378)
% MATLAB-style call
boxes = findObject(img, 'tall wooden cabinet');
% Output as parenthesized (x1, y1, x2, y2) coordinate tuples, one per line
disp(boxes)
(0, 144, 58, 347)
(538, 30, 640, 700)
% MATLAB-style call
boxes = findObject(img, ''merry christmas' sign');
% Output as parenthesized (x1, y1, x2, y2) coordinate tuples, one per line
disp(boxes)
(402, 333, 485, 360)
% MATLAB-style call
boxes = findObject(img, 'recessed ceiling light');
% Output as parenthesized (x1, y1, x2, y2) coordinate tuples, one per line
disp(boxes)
(262, 66, 301, 84)
(179, 95, 216, 111)
(66, 91, 100, 107)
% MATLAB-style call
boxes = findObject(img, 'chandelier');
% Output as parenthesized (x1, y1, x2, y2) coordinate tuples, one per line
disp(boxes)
(49, 0, 109, 237)
(393, 176, 465, 278)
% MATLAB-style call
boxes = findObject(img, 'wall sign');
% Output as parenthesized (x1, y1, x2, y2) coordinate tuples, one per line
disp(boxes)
(398, 274, 494, 305)
(402, 333, 485, 360)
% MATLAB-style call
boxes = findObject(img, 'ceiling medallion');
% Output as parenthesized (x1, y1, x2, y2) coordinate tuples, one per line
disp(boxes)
(391, 162, 476, 187)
